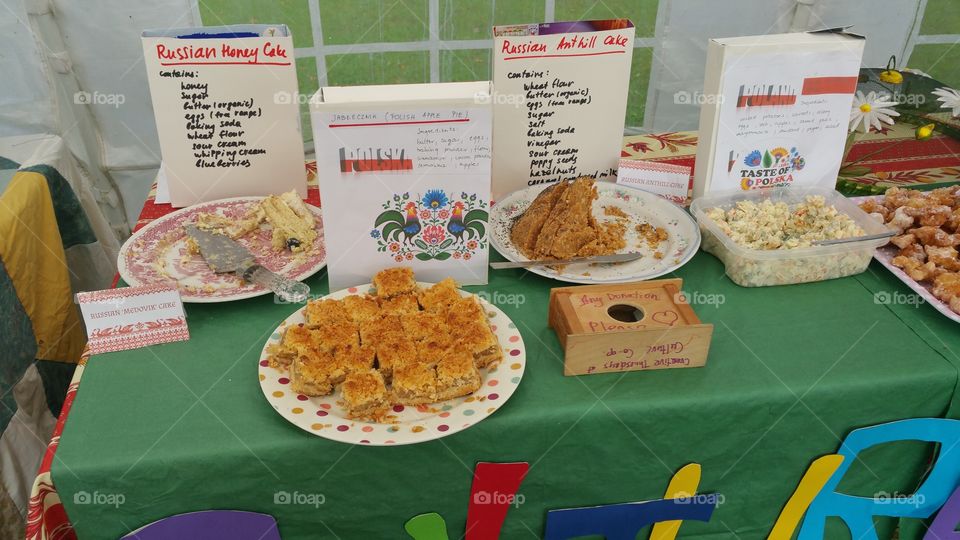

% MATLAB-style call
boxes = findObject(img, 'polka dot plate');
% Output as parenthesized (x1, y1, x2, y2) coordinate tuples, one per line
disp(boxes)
(258, 283, 527, 445)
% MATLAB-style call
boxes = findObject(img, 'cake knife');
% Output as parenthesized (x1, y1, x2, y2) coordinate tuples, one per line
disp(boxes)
(184, 224, 310, 303)
(490, 252, 643, 269)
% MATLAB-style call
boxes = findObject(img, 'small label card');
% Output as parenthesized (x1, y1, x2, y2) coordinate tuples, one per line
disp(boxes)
(77, 285, 189, 354)
(616, 159, 691, 204)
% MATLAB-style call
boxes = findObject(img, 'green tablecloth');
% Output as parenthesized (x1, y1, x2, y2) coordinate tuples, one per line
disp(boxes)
(53, 252, 960, 539)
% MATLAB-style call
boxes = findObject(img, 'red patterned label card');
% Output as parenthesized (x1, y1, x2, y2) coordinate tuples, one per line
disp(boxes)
(616, 159, 691, 204)
(76, 285, 189, 354)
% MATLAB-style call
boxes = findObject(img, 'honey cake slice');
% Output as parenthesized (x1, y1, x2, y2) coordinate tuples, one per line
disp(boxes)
(340, 369, 389, 419)
(342, 294, 380, 323)
(372, 267, 417, 298)
(359, 314, 403, 348)
(391, 363, 438, 405)
(400, 311, 447, 342)
(289, 351, 342, 396)
(435, 349, 482, 401)
(418, 278, 462, 312)
(305, 298, 351, 327)
(375, 335, 417, 382)
(378, 293, 420, 316)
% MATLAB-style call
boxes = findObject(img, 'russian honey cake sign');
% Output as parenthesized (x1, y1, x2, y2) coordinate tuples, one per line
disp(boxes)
(141, 25, 307, 207)
(310, 82, 493, 290)
(491, 20, 635, 200)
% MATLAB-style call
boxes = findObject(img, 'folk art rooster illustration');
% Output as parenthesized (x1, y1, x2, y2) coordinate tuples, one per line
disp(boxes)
(372, 190, 488, 260)
(374, 201, 422, 245)
(446, 201, 486, 244)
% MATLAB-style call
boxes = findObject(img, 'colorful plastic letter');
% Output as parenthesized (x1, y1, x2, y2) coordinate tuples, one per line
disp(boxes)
(405, 512, 450, 540)
(544, 497, 716, 540)
(651, 463, 702, 540)
(120, 510, 280, 539)
(768, 454, 845, 539)
(798, 419, 960, 540)
(466, 462, 530, 540)
(924, 484, 960, 539)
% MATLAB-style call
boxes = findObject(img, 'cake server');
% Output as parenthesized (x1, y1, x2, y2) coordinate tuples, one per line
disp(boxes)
(490, 252, 643, 269)
(184, 224, 309, 303)
(811, 231, 896, 246)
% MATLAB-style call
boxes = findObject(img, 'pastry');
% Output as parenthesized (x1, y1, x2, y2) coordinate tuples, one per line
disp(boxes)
(372, 267, 417, 298)
(342, 294, 380, 323)
(379, 293, 420, 316)
(435, 350, 482, 401)
(340, 369, 389, 419)
(417, 278, 462, 312)
(290, 351, 341, 396)
(391, 363, 438, 405)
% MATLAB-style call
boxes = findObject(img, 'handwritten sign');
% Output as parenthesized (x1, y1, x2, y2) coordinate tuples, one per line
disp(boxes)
(142, 25, 307, 207)
(310, 82, 493, 290)
(548, 280, 713, 376)
(693, 31, 864, 197)
(77, 285, 188, 354)
(617, 160, 691, 205)
(491, 20, 635, 199)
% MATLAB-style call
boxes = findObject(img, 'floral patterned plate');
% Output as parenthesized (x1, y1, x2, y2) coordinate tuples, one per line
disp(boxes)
(258, 283, 526, 446)
(490, 182, 701, 284)
(118, 197, 326, 303)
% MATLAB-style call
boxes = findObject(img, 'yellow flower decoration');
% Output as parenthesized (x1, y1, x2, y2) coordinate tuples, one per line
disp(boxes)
(915, 123, 935, 140)
(880, 70, 903, 84)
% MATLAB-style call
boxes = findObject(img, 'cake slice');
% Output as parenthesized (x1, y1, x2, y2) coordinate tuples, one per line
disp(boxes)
(415, 333, 454, 368)
(417, 278, 462, 312)
(335, 343, 376, 374)
(375, 334, 417, 382)
(269, 323, 316, 369)
(510, 182, 568, 257)
(372, 267, 417, 298)
(289, 351, 341, 396)
(305, 298, 351, 327)
(445, 295, 487, 329)
(359, 314, 403, 348)
(342, 294, 380, 323)
(314, 321, 359, 352)
(435, 350, 482, 401)
(340, 369, 389, 419)
(453, 321, 503, 368)
(401, 311, 448, 342)
(378, 293, 420, 316)
(258, 192, 317, 253)
(533, 177, 599, 259)
(391, 363, 438, 405)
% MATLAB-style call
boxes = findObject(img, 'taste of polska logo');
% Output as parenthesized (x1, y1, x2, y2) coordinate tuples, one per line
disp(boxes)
(739, 146, 805, 190)
(370, 189, 488, 262)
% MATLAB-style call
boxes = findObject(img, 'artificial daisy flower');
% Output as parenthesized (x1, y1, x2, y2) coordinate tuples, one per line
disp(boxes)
(849, 91, 900, 133)
(932, 87, 960, 117)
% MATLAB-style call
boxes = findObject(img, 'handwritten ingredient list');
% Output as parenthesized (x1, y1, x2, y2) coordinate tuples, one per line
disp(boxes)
(491, 20, 635, 199)
(142, 25, 307, 206)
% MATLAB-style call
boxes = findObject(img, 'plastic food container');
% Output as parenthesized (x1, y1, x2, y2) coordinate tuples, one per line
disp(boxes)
(689, 187, 889, 287)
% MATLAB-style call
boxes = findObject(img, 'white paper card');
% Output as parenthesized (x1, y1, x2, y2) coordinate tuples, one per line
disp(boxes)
(141, 25, 307, 207)
(77, 285, 189, 354)
(154, 162, 170, 204)
(491, 20, 635, 199)
(311, 82, 493, 290)
(693, 31, 865, 197)
(616, 159, 691, 204)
